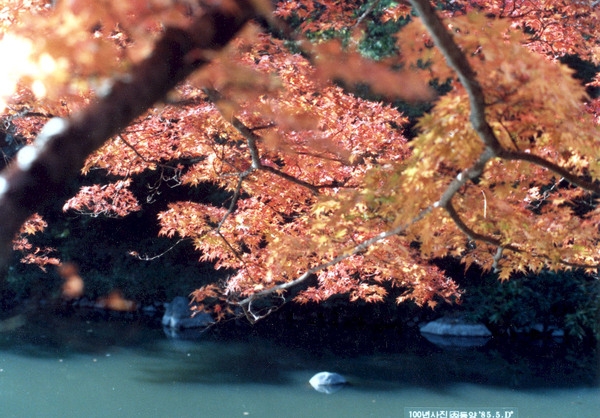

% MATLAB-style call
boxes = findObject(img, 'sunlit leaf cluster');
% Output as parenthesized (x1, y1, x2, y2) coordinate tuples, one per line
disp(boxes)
(2, 0, 600, 319)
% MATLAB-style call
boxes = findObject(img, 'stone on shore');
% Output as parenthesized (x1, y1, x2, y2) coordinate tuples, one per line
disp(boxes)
(420, 316, 492, 348)
(162, 296, 214, 330)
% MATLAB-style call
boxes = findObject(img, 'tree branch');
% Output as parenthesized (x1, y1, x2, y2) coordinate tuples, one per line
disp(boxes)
(0, 1, 256, 268)
(409, 0, 503, 155)
(500, 149, 600, 194)
(411, 0, 600, 195)
(237, 204, 433, 308)
(235, 0, 600, 313)
(443, 200, 521, 253)
(215, 172, 250, 266)
(409, 0, 600, 268)
(205, 88, 329, 195)
(236, 1, 600, 312)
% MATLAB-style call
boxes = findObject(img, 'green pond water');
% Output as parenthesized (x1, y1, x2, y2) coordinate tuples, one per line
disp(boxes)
(0, 313, 599, 418)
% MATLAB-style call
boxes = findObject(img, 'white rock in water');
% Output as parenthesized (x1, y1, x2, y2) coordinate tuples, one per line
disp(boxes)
(309, 372, 347, 394)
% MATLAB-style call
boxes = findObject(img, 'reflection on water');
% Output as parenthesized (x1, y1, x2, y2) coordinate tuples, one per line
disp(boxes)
(0, 312, 599, 417)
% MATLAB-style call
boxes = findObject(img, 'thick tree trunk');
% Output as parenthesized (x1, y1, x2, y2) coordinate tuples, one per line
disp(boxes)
(0, 1, 255, 268)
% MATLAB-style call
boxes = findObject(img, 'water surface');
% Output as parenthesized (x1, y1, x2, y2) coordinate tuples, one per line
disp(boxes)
(0, 313, 598, 417)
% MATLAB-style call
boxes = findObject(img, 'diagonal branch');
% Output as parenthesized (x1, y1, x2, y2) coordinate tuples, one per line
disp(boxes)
(500, 149, 600, 194)
(409, 0, 503, 155)
(410, 0, 600, 264)
(231, 116, 351, 193)
(410, 0, 600, 195)
(237, 198, 434, 309)
(446, 199, 600, 270)
(444, 200, 521, 253)
(205, 88, 339, 195)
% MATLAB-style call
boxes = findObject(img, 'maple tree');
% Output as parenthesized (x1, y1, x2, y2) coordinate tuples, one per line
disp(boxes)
(1, 0, 600, 321)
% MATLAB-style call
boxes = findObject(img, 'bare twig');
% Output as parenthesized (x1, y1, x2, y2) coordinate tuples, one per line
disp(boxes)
(492, 246, 504, 272)
(355, 0, 381, 27)
(117, 134, 151, 164)
(130, 238, 186, 261)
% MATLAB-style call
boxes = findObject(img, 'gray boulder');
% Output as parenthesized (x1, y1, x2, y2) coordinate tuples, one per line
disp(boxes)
(420, 316, 492, 348)
(162, 296, 214, 330)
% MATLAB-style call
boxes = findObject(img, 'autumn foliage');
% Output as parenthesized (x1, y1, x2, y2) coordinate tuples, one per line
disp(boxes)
(2, 0, 600, 321)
